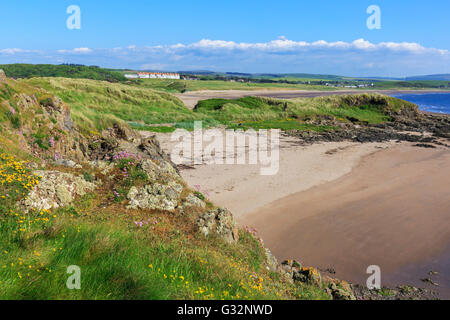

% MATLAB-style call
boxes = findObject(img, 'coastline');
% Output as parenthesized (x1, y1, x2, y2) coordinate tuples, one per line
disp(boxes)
(147, 102, 450, 299)
(153, 129, 450, 298)
(240, 143, 450, 298)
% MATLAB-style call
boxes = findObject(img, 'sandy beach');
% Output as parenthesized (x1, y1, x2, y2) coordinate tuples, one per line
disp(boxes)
(151, 128, 450, 297)
(240, 144, 450, 297)
(151, 131, 397, 217)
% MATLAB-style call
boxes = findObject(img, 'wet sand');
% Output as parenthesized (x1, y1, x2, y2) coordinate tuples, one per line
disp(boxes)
(240, 144, 450, 298)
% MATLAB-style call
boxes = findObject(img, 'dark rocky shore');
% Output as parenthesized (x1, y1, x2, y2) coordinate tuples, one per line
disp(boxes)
(287, 110, 450, 147)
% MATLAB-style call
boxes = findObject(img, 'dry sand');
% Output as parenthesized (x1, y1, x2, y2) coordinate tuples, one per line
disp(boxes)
(151, 131, 396, 217)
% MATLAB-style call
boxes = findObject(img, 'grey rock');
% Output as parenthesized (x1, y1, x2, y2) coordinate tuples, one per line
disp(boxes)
(126, 181, 183, 212)
(184, 193, 206, 208)
(0, 69, 6, 82)
(197, 207, 239, 243)
(20, 170, 97, 211)
(55, 159, 77, 168)
(264, 248, 278, 272)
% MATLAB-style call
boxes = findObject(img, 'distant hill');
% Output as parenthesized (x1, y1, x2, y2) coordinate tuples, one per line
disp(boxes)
(405, 74, 450, 81)
(0, 64, 126, 82)
(255, 73, 345, 80)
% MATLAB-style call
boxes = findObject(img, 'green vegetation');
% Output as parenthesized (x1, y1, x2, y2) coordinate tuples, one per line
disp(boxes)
(20, 77, 417, 133)
(132, 78, 334, 93)
(25, 78, 198, 134)
(372, 80, 450, 90)
(192, 94, 414, 130)
(0, 75, 423, 300)
(0, 152, 328, 300)
(0, 64, 126, 82)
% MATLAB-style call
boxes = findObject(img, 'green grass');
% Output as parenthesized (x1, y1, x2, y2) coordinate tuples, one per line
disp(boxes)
(132, 78, 335, 93)
(24, 78, 199, 135)
(128, 122, 176, 133)
(226, 120, 337, 131)
(0, 64, 126, 82)
(7, 77, 418, 136)
(22, 78, 417, 133)
(192, 94, 415, 130)
(372, 80, 450, 90)
(0, 152, 329, 300)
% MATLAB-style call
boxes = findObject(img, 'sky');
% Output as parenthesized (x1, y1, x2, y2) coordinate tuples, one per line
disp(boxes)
(0, 0, 449, 77)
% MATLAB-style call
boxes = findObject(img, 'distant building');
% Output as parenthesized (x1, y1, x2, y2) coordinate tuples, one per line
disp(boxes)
(125, 72, 181, 80)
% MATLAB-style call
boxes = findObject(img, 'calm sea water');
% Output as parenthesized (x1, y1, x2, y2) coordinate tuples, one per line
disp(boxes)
(391, 93, 450, 114)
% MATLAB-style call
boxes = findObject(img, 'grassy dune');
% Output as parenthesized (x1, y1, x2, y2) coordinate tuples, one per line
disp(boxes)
(193, 94, 416, 130)
(25, 78, 199, 134)
(23, 78, 417, 133)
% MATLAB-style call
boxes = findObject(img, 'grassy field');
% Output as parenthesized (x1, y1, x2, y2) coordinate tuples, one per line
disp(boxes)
(132, 78, 450, 93)
(131, 78, 335, 93)
(372, 80, 450, 90)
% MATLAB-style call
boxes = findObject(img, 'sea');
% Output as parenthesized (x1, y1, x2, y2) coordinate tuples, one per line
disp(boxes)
(390, 92, 450, 114)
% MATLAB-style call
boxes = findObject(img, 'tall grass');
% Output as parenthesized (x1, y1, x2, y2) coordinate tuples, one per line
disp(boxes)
(24, 78, 199, 134)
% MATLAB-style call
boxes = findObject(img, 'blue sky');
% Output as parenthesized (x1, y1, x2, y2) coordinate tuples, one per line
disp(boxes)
(1, 0, 449, 76)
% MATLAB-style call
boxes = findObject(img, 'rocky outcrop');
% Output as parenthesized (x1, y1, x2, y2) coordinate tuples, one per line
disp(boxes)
(20, 170, 96, 211)
(127, 181, 184, 211)
(288, 112, 450, 146)
(352, 284, 438, 300)
(0, 69, 6, 82)
(140, 159, 182, 183)
(323, 278, 356, 300)
(279, 260, 356, 300)
(184, 193, 206, 209)
(197, 207, 239, 244)
(264, 248, 278, 272)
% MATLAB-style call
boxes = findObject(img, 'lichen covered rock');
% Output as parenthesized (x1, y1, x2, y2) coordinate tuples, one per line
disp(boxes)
(141, 159, 182, 183)
(324, 279, 356, 300)
(0, 69, 6, 82)
(184, 193, 206, 209)
(293, 266, 322, 286)
(21, 170, 96, 211)
(127, 181, 184, 211)
(264, 248, 278, 272)
(197, 207, 239, 243)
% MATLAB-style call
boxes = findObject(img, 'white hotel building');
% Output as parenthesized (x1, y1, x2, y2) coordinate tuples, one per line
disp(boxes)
(125, 72, 181, 80)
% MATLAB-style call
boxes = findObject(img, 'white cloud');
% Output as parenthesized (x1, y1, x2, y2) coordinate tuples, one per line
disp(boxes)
(162, 38, 447, 54)
(1, 38, 449, 76)
(0, 48, 29, 54)
(57, 47, 92, 54)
